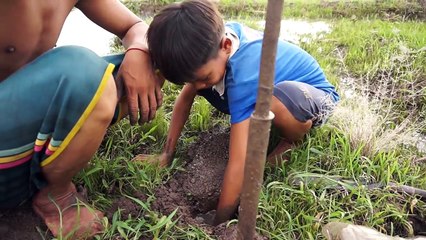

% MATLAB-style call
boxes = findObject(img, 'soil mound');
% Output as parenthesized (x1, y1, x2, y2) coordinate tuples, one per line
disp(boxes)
(152, 126, 267, 239)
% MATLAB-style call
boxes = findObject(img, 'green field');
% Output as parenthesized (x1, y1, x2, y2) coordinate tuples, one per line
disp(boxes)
(73, 1, 426, 239)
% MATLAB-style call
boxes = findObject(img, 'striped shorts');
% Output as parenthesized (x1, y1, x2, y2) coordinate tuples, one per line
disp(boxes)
(0, 46, 124, 208)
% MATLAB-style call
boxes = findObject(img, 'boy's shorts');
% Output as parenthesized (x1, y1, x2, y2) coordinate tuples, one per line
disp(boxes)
(0, 46, 124, 208)
(273, 81, 337, 127)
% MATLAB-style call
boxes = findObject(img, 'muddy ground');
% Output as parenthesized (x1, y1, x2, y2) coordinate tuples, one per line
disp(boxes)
(3, 126, 426, 239)
(110, 126, 267, 239)
(150, 126, 267, 239)
(0, 126, 266, 239)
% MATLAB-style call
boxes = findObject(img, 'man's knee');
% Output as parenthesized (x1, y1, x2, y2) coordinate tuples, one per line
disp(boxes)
(94, 75, 118, 125)
(51, 46, 118, 124)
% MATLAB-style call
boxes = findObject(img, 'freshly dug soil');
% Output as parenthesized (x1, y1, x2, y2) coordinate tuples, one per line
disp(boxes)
(151, 126, 268, 239)
(0, 126, 268, 239)
(151, 126, 230, 226)
(214, 223, 268, 240)
(106, 191, 148, 220)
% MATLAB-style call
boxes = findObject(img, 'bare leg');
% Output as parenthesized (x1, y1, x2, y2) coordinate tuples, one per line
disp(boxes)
(267, 96, 312, 165)
(32, 75, 118, 239)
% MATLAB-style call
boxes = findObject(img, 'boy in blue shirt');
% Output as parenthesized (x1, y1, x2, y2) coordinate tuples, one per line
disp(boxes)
(146, 0, 339, 224)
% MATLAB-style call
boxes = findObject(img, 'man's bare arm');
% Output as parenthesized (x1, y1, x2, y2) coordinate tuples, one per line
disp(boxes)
(76, 0, 146, 41)
(77, 0, 163, 124)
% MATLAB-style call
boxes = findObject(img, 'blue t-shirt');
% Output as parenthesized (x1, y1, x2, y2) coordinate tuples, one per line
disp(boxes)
(200, 22, 339, 124)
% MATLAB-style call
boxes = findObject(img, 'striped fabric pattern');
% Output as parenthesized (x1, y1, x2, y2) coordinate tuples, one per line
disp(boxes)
(0, 142, 34, 169)
(0, 46, 123, 208)
(0, 133, 63, 170)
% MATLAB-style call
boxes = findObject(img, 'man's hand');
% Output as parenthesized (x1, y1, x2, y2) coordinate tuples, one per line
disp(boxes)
(77, 0, 162, 124)
(116, 50, 164, 125)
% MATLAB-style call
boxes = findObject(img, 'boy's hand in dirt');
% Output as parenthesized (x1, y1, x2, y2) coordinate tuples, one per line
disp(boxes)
(214, 205, 238, 226)
(195, 210, 216, 225)
(132, 153, 171, 168)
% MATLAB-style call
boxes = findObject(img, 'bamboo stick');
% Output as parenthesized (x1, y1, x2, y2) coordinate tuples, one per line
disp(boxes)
(236, 0, 284, 239)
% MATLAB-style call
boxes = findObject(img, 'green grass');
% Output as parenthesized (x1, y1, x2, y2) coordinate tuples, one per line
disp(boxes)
(189, 97, 213, 131)
(299, 19, 426, 120)
(257, 124, 426, 239)
(71, 0, 426, 239)
(126, 0, 425, 20)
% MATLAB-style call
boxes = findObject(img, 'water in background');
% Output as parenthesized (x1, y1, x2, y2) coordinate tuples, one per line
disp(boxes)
(257, 19, 331, 44)
(57, 9, 115, 56)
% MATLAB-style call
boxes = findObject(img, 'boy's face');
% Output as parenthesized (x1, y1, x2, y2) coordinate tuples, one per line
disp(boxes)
(190, 37, 232, 90)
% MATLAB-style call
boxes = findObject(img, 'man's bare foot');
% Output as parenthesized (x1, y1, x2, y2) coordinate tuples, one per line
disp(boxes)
(32, 183, 104, 239)
(267, 140, 294, 166)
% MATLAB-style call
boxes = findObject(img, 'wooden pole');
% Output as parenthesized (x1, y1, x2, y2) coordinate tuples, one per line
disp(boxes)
(237, 0, 284, 239)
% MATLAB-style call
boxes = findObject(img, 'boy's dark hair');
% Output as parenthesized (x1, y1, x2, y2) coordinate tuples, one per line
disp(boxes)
(147, 0, 224, 85)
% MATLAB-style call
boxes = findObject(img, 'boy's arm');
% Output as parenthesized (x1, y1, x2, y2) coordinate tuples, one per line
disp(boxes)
(76, 0, 163, 125)
(214, 119, 250, 225)
(159, 84, 197, 166)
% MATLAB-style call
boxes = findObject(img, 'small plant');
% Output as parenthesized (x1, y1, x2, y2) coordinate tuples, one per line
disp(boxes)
(189, 97, 213, 131)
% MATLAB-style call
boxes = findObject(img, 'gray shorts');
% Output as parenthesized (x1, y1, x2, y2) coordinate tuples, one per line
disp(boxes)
(273, 81, 337, 127)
